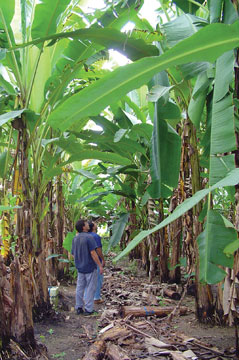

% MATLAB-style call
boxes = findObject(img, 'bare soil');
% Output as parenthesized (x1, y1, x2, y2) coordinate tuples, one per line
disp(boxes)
(34, 259, 237, 360)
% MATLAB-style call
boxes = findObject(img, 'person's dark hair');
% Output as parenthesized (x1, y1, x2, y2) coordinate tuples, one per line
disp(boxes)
(88, 222, 94, 232)
(75, 219, 86, 233)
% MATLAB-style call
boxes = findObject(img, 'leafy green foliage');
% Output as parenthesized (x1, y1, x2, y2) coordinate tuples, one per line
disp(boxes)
(63, 231, 75, 253)
(113, 168, 239, 277)
(197, 210, 236, 284)
(48, 21, 239, 131)
(108, 213, 129, 251)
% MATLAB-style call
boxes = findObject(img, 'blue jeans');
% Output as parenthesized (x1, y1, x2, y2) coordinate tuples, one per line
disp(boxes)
(76, 269, 97, 312)
(94, 265, 103, 300)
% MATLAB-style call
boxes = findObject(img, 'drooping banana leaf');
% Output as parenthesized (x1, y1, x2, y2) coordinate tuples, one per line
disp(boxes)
(188, 71, 211, 129)
(149, 103, 181, 198)
(197, 209, 236, 284)
(12, 28, 159, 61)
(47, 21, 239, 131)
(108, 212, 130, 251)
(209, 50, 236, 186)
(213, 50, 234, 103)
(113, 168, 239, 263)
(63, 231, 76, 253)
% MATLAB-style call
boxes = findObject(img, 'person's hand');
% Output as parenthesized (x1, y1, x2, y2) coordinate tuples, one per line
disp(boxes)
(99, 264, 103, 274)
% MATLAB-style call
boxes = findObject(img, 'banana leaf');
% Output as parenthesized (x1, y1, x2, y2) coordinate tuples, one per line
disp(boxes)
(47, 21, 239, 131)
(113, 168, 239, 264)
(0, 109, 26, 127)
(197, 209, 236, 284)
(108, 213, 130, 251)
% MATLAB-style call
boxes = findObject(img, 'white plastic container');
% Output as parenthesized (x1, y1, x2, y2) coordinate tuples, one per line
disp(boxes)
(48, 286, 59, 308)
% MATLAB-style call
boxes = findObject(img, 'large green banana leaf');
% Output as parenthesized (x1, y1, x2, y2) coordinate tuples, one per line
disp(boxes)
(213, 50, 234, 103)
(149, 104, 181, 198)
(113, 168, 239, 263)
(197, 209, 236, 284)
(108, 213, 130, 251)
(48, 21, 239, 131)
(31, 0, 72, 40)
(11, 28, 158, 61)
(209, 50, 236, 186)
(188, 71, 211, 129)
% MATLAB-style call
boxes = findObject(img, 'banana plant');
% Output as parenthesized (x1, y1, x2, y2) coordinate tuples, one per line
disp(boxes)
(112, 2, 239, 292)
(55, 11, 239, 288)
(0, 0, 160, 349)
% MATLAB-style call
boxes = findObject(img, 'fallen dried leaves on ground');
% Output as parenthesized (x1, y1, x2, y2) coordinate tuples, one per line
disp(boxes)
(34, 258, 236, 360)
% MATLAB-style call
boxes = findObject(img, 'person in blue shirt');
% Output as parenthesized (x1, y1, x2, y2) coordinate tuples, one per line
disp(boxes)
(71, 219, 103, 315)
(89, 222, 105, 304)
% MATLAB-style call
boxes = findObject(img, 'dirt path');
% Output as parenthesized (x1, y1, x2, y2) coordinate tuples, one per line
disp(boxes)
(34, 262, 236, 360)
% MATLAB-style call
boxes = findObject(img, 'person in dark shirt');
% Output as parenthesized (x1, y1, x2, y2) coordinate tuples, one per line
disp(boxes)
(89, 222, 105, 304)
(71, 219, 103, 315)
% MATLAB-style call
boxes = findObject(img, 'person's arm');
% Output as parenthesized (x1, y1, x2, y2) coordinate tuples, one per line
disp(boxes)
(90, 250, 103, 274)
(96, 247, 105, 267)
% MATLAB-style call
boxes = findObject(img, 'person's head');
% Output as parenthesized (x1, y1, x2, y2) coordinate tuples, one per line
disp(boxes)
(75, 219, 89, 233)
(88, 222, 97, 233)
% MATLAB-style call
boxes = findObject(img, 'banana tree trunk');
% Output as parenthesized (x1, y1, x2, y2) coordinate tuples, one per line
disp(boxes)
(5, 123, 50, 353)
(147, 198, 156, 282)
(55, 175, 65, 279)
(125, 199, 142, 261)
(189, 119, 215, 322)
(10, 256, 36, 346)
(46, 181, 58, 285)
(157, 199, 169, 282)
(168, 190, 182, 283)
(0, 256, 12, 351)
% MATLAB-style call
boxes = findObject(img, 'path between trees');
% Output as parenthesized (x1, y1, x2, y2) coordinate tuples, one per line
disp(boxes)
(34, 258, 236, 360)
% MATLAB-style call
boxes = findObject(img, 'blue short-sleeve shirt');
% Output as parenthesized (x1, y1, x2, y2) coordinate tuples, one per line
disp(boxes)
(71, 232, 97, 273)
(90, 232, 102, 248)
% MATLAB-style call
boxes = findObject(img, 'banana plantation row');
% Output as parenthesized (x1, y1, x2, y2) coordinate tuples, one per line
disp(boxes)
(0, 0, 239, 357)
